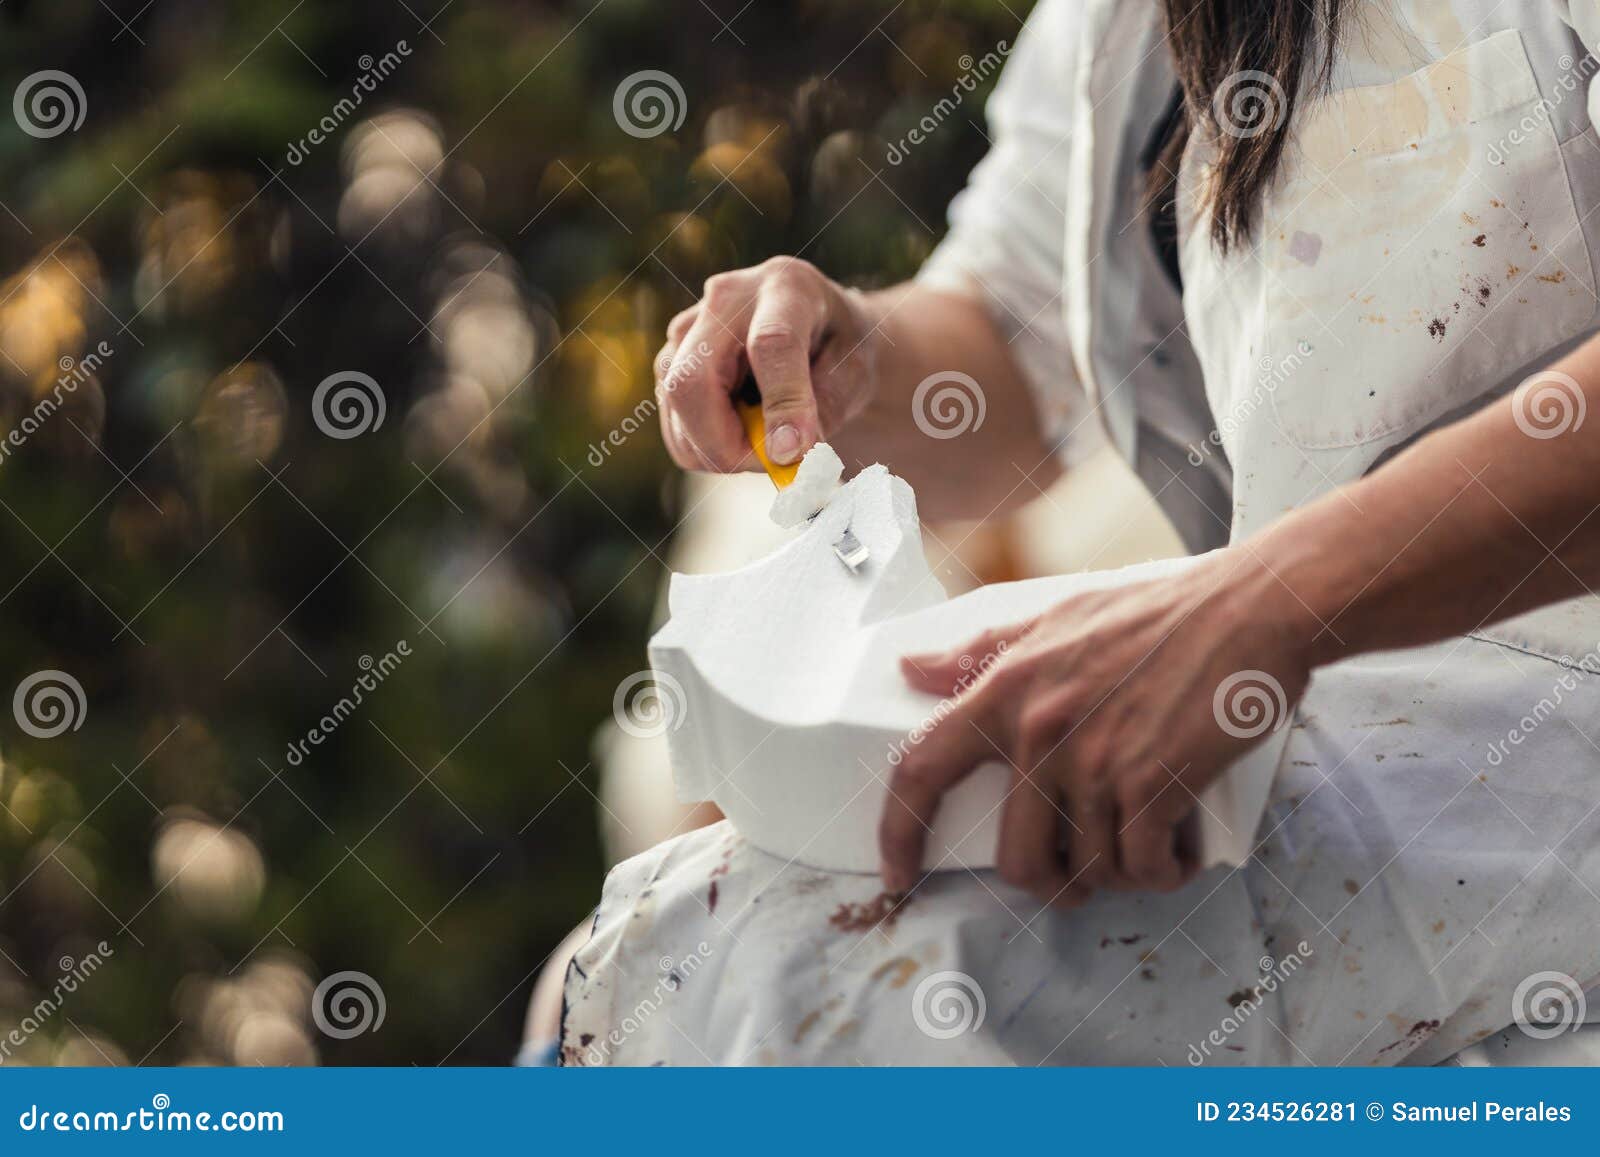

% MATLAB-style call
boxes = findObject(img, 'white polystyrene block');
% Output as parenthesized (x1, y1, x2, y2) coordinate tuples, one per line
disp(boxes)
(649, 464, 1289, 874)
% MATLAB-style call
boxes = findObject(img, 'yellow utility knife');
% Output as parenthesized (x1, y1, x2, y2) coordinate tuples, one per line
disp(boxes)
(733, 377, 868, 571)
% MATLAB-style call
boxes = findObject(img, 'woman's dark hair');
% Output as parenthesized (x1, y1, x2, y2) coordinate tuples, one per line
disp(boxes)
(1152, 0, 1347, 251)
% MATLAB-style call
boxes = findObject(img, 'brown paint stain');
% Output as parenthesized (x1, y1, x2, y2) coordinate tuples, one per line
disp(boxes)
(1378, 1018, 1441, 1056)
(870, 956, 920, 989)
(1537, 270, 1567, 284)
(1431, 919, 1447, 934)
(793, 1009, 823, 1044)
(1471, 234, 1486, 247)
(1343, 878, 1361, 895)
(829, 891, 911, 933)
(1427, 317, 1448, 340)
(707, 880, 719, 914)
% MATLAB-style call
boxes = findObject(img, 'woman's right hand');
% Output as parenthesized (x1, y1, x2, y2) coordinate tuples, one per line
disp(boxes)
(654, 257, 881, 472)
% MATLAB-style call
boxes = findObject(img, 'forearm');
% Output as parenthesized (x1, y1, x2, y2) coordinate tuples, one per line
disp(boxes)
(830, 283, 1061, 522)
(1240, 341, 1600, 668)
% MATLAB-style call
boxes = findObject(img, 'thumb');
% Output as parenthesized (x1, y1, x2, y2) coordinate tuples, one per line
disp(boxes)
(745, 290, 822, 465)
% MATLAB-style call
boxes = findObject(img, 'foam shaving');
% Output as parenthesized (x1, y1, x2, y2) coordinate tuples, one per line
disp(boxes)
(769, 442, 845, 528)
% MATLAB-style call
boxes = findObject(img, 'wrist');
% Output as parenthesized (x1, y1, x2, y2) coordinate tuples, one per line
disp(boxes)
(1200, 534, 1350, 679)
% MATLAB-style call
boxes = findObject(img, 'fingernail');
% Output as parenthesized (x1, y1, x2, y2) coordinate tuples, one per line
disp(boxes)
(767, 423, 802, 464)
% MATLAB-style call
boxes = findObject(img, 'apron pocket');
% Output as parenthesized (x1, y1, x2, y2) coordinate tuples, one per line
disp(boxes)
(1260, 29, 1598, 451)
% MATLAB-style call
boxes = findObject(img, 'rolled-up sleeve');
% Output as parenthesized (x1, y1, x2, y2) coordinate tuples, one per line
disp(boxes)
(916, 0, 1100, 465)
(1556, 2, 1600, 127)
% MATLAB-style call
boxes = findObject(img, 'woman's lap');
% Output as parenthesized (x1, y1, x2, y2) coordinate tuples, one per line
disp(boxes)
(563, 637, 1600, 1065)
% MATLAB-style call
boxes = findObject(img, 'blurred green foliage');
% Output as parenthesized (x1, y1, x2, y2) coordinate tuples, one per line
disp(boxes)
(0, 0, 1030, 1064)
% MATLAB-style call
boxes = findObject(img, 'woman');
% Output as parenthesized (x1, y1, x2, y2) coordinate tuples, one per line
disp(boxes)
(558, 0, 1600, 1064)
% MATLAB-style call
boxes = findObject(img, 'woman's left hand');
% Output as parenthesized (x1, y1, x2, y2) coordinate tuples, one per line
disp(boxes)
(877, 550, 1313, 905)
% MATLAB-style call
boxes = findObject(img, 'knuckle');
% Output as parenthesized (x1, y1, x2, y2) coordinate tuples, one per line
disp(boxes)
(1115, 772, 1160, 817)
(763, 255, 815, 282)
(666, 308, 698, 341)
(1017, 700, 1067, 751)
(889, 752, 935, 796)
(746, 323, 802, 363)
(702, 272, 742, 309)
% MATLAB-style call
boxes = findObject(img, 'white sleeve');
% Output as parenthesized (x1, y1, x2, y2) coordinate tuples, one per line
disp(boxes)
(914, 0, 1101, 466)
(1554, 1, 1600, 128)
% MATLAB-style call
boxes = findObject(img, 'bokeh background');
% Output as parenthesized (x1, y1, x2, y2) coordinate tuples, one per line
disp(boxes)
(0, 0, 1177, 1065)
